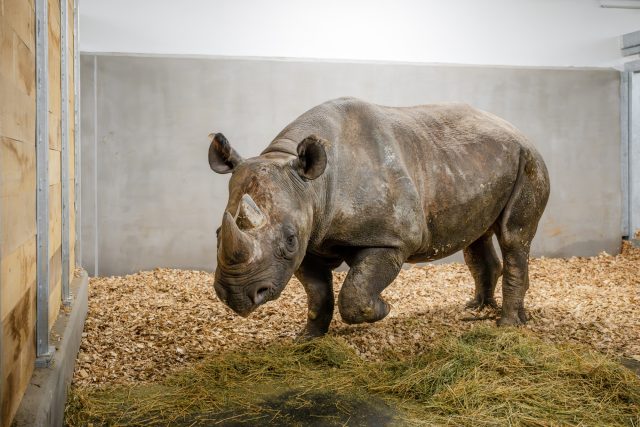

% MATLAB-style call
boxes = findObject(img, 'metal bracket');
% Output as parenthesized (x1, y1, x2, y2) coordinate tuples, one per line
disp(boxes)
(35, 346, 56, 368)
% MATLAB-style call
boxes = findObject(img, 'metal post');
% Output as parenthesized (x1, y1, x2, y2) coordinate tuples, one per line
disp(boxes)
(61, 0, 71, 305)
(74, 0, 82, 268)
(630, 71, 640, 238)
(35, 0, 54, 366)
(622, 71, 630, 238)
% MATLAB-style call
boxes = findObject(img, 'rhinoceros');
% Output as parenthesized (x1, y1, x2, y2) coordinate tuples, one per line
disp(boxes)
(208, 97, 549, 337)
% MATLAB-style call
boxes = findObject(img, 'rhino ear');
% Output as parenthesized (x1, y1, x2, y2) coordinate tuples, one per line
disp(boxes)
(296, 135, 327, 180)
(208, 133, 244, 174)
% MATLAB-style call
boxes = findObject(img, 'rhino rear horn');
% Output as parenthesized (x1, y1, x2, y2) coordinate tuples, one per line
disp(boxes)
(235, 194, 266, 230)
(208, 133, 244, 174)
(219, 211, 253, 264)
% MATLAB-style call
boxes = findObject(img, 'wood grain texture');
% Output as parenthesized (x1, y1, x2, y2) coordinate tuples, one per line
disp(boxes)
(0, 18, 13, 81)
(14, 33, 35, 98)
(48, 245, 62, 327)
(0, 191, 35, 258)
(49, 182, 62, 254)
(0, 238, 36, 322)
(0, 74, 35, 143)
(1, 285, 36, 426)
(3, 0, 35, 51)
(0, 136, 35, 198)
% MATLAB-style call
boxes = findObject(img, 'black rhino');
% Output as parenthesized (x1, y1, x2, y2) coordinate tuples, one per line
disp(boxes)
(208, 97, 550, 337)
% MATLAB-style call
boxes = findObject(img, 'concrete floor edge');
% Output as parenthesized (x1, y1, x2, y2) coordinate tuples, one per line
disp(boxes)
(13, 271, 89, 427)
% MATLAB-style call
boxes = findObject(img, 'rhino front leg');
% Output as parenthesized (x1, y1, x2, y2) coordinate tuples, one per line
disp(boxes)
(295, 254, 337, 338)
(338, 248, 404, 325)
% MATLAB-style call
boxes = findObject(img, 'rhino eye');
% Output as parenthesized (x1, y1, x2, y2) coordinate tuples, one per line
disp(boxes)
(284, 234, 297, 253)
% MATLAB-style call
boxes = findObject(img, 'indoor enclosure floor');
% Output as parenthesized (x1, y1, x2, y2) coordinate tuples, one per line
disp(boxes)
(72, 242, 640, 387)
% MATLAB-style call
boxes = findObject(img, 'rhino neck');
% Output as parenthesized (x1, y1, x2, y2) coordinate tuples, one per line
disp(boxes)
(260, 138, 299, 157)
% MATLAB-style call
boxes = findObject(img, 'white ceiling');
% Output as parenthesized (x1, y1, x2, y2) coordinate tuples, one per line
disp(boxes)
(79, 0, 640, 69)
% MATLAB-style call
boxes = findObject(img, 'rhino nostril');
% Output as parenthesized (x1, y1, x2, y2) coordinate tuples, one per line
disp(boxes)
(251, 286, 271, 305)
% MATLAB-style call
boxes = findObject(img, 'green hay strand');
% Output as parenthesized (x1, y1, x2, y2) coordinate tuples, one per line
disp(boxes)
(66, 326, 640, 426)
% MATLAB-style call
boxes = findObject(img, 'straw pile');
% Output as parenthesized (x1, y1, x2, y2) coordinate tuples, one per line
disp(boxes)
(72, 242, 640, 387)
(66, 327, 640, 426)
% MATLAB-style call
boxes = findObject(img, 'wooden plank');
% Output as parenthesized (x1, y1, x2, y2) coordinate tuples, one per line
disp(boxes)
(49, 182, 61, 254)
(47, 0, 59, 25)
(0, 192, 36, 257)
(13, 30, 35, 98)
(1, 285, 36, 426)
(48, 111, 60, 151)
(0, 237, 36, 322)
(48, 0, 59, 161)
(1, 138, 36, 254)
(48, 245, 61, 327)
(0, 136, 36, 198)
(0, 17, 13, 82)
(0, 74, 36, 143)
(48, 147, 60, 185)
(3, 0, 35, 51)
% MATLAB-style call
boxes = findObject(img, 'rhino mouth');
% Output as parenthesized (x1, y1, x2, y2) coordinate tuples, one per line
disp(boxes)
(214, 279, 280, 317)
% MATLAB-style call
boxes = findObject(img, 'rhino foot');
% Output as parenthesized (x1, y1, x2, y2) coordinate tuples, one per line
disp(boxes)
(497, 307, 528, 326)
(465, 296, 498, 310)
(295, 325, 327, 341)
(340, 297, 391, 325)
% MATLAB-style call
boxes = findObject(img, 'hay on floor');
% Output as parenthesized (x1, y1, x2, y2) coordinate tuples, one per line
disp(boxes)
(66, 327, 640, 426)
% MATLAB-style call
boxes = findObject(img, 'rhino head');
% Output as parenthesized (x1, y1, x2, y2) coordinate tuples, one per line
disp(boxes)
(207, 132, 327, 317)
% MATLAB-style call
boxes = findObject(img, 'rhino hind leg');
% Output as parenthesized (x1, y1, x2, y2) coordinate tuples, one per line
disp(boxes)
(295, 254, 340, 339)
(338, 248, 404, 325)
(495, 150, 550, 326)
(463, 231, 502, 310)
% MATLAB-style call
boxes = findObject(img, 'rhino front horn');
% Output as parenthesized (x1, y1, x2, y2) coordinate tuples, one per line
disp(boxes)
(235, 194, 266, 230)
(219, 211, 253, 264)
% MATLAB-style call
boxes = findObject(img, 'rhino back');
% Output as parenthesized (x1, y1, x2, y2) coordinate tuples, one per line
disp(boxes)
(266, 98, 532, 260)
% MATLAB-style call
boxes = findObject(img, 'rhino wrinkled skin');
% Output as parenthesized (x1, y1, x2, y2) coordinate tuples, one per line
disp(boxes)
(208, 97, 550, 337)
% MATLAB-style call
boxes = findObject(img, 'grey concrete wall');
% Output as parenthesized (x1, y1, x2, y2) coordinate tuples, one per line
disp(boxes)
(80, 54, 622, 276)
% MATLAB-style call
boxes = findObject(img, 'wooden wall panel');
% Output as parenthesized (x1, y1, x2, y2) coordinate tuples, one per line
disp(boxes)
(1, 0, 79, 423)
(49, 182, 61, 256)
(47, 0, 60, 152)
(48, 245, 61, 326)
(0, 75, 36, 143)
(1, 285, 36, 425)
(3, 0, 35, 52)
(0, 138, 36, 255)
(48, 147, 60, 185)
(0, 238, 36, 322)
(0, 0, 37, 423)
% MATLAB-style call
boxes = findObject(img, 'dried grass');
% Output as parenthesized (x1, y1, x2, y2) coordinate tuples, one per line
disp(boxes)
(66, 327, 640, 426)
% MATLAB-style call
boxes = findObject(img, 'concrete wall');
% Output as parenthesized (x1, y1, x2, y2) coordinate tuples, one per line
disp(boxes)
(79, 0, 640, 70)
(81, 54, 622, 276)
